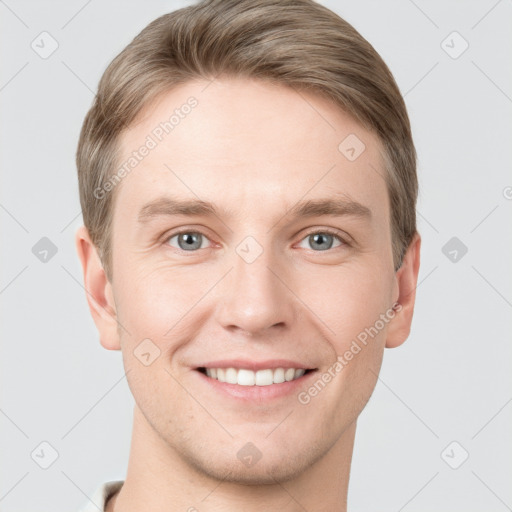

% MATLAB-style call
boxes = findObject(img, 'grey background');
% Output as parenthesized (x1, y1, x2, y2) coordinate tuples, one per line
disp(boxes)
(1, 1, 511, 511)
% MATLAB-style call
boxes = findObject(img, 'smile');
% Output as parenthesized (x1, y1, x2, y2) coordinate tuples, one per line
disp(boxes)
(198, 367, 314, 386)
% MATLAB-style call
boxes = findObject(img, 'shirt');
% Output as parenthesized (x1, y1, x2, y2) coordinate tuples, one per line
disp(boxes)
(78, 480, 124, 512)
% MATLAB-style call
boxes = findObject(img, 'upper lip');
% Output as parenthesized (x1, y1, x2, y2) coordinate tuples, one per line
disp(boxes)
(196, 359, 316, 372)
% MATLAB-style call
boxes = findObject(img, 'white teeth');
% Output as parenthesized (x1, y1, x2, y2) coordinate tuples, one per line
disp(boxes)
(294, 369, 306, 379)
(203, 367, 308, 386)
(225, 367, 238, 384)
(284, 368, 296, 381)
(255, 369, 273, 386)
(238, 369, 255, 386)
(273, 367, 285, 383)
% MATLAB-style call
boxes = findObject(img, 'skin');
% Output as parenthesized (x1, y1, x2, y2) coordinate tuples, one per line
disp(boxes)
(76, 77, 420, 512)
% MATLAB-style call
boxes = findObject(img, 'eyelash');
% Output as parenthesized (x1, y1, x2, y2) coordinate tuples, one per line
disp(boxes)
(162, 227, 350, 253)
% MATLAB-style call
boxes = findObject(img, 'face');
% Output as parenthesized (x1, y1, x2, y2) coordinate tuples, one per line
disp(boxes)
(87, 77, 415, 484)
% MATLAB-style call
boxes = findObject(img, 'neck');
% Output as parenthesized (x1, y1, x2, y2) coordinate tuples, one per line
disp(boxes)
(108, 406, 355, 512)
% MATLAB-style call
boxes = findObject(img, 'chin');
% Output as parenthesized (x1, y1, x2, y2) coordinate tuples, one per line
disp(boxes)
(185, 440, 327, 485)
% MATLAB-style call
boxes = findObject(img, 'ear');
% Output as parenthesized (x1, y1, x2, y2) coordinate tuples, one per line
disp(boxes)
(75, 225, 121, 350)
(385, 232, 421, 348)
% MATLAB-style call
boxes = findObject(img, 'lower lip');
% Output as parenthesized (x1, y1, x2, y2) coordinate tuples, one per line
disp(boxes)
(194, 369, 318, 403)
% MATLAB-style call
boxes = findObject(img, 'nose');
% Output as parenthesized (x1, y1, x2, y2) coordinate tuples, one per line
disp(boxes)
(214, 242, 296, 337)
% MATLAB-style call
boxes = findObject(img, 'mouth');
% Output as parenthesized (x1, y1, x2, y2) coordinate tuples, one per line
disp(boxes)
(196, 366, 316, 386)
(194, 364, 318, 402)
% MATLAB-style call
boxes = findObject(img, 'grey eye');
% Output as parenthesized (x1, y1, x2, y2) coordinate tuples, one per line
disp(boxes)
(168, 232, 207, 251)
(298, 232, 343, 251)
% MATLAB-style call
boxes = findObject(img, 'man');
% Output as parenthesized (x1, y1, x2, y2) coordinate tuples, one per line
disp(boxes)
(75, 0, 421, 510)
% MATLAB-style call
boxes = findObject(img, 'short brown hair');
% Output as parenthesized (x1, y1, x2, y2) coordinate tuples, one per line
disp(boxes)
(77, 0, 417, 281)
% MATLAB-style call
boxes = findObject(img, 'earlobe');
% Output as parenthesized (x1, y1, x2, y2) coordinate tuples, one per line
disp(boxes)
(385, 232, 421, 348)
(75, 225, 121, 351)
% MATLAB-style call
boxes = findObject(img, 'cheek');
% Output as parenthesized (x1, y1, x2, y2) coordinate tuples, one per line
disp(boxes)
(115, 260, 210, 341)
(298, 269, 393, 424)
(300, 261, 395, 348)
(114, 265, 201, 421)
(325, 267, 393, 401)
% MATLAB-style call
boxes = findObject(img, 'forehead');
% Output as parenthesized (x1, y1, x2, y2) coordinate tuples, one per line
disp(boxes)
(114, 77, 389, 224)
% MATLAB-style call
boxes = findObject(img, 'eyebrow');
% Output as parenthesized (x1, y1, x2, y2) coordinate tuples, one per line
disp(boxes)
(137, 196, 372, 223)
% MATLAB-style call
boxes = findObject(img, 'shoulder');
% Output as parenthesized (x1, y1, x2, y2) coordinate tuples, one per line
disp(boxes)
(77, 480, 124, 512)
